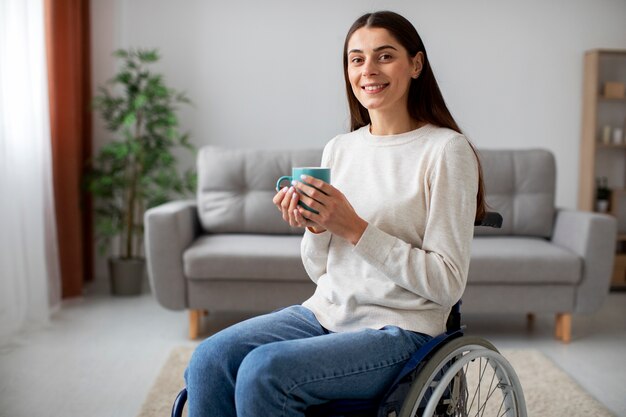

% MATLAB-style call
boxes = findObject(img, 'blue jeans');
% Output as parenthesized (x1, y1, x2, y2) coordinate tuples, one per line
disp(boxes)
(184, 305, 431, 417)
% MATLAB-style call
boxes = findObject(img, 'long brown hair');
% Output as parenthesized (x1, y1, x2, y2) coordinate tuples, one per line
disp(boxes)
(343, 11, 486, 221)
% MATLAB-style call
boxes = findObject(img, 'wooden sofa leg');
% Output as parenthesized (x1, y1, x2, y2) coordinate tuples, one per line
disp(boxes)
(555, 313, 572, 343)
(189, 309, 202, 339)
(526, 313, 535, 328)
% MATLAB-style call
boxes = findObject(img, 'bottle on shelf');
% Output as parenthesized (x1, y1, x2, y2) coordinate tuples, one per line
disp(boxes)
(613, 128, 624, 145)
(595, 176, 611, 213)
(602, 125, 611, 144)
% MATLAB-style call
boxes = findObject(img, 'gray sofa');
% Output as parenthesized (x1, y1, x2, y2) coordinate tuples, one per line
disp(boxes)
(145, 146, 617, 342)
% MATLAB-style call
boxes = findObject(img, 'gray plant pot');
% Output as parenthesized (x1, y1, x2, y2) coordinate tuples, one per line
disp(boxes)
(108, 257, 145, 296)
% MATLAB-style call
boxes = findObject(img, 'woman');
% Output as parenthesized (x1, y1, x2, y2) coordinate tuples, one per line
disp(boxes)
(185, 10, 486, 417)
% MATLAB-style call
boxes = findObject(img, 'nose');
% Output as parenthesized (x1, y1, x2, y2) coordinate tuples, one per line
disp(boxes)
(362, 59, 379, 77)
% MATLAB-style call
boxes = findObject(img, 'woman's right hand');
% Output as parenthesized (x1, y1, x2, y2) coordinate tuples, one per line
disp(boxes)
(272, 186, 325, 232)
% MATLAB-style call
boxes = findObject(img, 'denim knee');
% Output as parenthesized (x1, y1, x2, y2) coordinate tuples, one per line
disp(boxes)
(186, 333, 237, 387)
(235, 345, 291, 414)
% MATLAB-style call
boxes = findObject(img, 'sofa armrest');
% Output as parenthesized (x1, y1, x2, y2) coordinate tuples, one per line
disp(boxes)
(144, 200, 201, 310)
(551, 209, 617, 313)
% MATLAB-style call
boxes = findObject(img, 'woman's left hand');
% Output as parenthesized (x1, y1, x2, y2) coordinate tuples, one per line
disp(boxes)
(292, 175, 368, 245)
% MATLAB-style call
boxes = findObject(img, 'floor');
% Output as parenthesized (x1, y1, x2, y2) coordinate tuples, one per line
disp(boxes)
(0, 290, 625, 417)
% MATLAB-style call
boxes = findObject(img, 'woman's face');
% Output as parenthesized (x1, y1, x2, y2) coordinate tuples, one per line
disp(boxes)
(346, 27, 422, 116)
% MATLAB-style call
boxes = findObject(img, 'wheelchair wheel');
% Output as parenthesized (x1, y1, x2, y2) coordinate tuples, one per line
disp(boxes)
(398, 336, 526, 417)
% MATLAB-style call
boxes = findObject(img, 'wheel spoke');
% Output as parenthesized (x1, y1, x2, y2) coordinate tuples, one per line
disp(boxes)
(475, 377, 501, 416)
(405, 338, 526, 417)
(478, 357, 489, 413)
(478, 363, 497, 417)
(468, 355, 489, 414)
(478, 357, 482, 413)
(459, 357, 516, 417)
(496, 393, 511, 417)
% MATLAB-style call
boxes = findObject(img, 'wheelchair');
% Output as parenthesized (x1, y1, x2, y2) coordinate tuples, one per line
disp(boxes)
(171, 212, 527, 417)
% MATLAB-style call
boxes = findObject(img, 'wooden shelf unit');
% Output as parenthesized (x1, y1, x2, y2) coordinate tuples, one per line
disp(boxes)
(578, 49, 626, 290)
(598, 97, 626, 102)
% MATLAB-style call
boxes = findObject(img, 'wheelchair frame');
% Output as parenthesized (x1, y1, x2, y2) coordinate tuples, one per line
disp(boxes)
(171, 212, 527, 417)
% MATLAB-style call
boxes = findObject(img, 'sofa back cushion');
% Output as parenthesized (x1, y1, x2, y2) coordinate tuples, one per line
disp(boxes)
(474, 149, 555, 238)
(197, 146, 322, 234)
(198, 146, 556, 238)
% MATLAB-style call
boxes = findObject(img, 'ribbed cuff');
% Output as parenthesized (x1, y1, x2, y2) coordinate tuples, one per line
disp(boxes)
(353, 223, 396, 267)
(307, 226, 326, 234)
(303, 227, 332, 255)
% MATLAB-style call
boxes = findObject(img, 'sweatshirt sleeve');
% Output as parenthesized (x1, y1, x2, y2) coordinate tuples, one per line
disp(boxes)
(352, 136, 478, 307)
(300, 137, 336, 283)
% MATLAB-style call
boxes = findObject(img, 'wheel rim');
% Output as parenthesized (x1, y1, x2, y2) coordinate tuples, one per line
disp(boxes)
(411, 346, 526, 417)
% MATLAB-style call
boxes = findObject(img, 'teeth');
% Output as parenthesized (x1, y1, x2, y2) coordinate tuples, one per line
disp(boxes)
(364, 84, 385, 91)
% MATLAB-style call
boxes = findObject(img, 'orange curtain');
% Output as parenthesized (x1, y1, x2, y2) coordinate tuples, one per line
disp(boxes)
(45, 0, 92, 298)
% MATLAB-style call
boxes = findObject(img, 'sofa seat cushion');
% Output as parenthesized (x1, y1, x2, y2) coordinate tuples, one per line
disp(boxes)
(469, 237, 581, 285)
(184, 234, 309, 281)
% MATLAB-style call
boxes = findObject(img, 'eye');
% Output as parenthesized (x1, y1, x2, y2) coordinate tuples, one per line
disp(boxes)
(350, 56, 364, 65)
(379, 53, 393, 61)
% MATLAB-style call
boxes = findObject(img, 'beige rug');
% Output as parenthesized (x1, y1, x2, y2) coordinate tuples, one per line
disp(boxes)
(137, 347, 615, 417)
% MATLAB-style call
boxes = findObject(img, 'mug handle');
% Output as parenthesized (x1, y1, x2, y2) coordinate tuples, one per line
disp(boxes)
(276, 176, 293, 192)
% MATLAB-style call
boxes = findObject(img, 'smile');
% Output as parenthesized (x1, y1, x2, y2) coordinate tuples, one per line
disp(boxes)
(361, 83, 389, 93)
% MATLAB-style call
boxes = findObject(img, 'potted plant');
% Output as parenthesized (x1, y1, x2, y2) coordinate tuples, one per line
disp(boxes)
(87, 48, 196, 295)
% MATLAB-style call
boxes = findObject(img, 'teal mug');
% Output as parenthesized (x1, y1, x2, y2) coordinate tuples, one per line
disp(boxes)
(276, 167, 331, 213)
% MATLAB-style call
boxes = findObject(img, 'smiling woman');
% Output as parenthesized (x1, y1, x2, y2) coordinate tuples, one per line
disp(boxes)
(184, 10, 488, 417)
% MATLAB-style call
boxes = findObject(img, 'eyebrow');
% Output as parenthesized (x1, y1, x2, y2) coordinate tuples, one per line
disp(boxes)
(348, 45, 398, 55)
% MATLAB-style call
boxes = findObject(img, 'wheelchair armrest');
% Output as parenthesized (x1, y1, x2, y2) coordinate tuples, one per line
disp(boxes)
(446, 300, 462, 332)
(474, 211, 502, 228)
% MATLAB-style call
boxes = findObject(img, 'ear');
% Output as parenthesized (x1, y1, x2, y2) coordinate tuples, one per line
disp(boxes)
(411, 52, 424, 79)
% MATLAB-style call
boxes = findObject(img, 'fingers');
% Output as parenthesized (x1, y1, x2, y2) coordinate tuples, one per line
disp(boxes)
(281, 187, 297, 222)
(289, 192, 316, 228)
(292, 206, 309, 228)
(297, 206, 321, 227)
(292, 179, 330, 210)
(273, 187, 289, 210)
(287, 190, 301, 226)
(274, 184, 321, 229)
(278, 186, 305, 227)
(298, 175, 332, 194)
(274, 186, 293, 218)
(297, 193, 323, 214)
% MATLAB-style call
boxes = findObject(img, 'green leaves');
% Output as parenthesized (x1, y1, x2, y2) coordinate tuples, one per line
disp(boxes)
(122, 112, 137, 127)
(113, 49, 129, 59)
(87, 48, 196, 259)
(133, 94, 147, 109)
(137, 49, 159, 63)
(115, 71, 133, 84)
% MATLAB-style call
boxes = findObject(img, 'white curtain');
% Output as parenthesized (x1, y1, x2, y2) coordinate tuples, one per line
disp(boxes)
(0, 0, 61, 339)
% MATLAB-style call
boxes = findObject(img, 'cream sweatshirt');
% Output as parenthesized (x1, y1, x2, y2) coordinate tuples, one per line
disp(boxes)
(300, 124, 478, 336)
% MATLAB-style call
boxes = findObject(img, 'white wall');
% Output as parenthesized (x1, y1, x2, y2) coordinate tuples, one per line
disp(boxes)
(91, 0, 626, 281)
(89, 1, 626, 288)
(91, 0, 626, 207)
